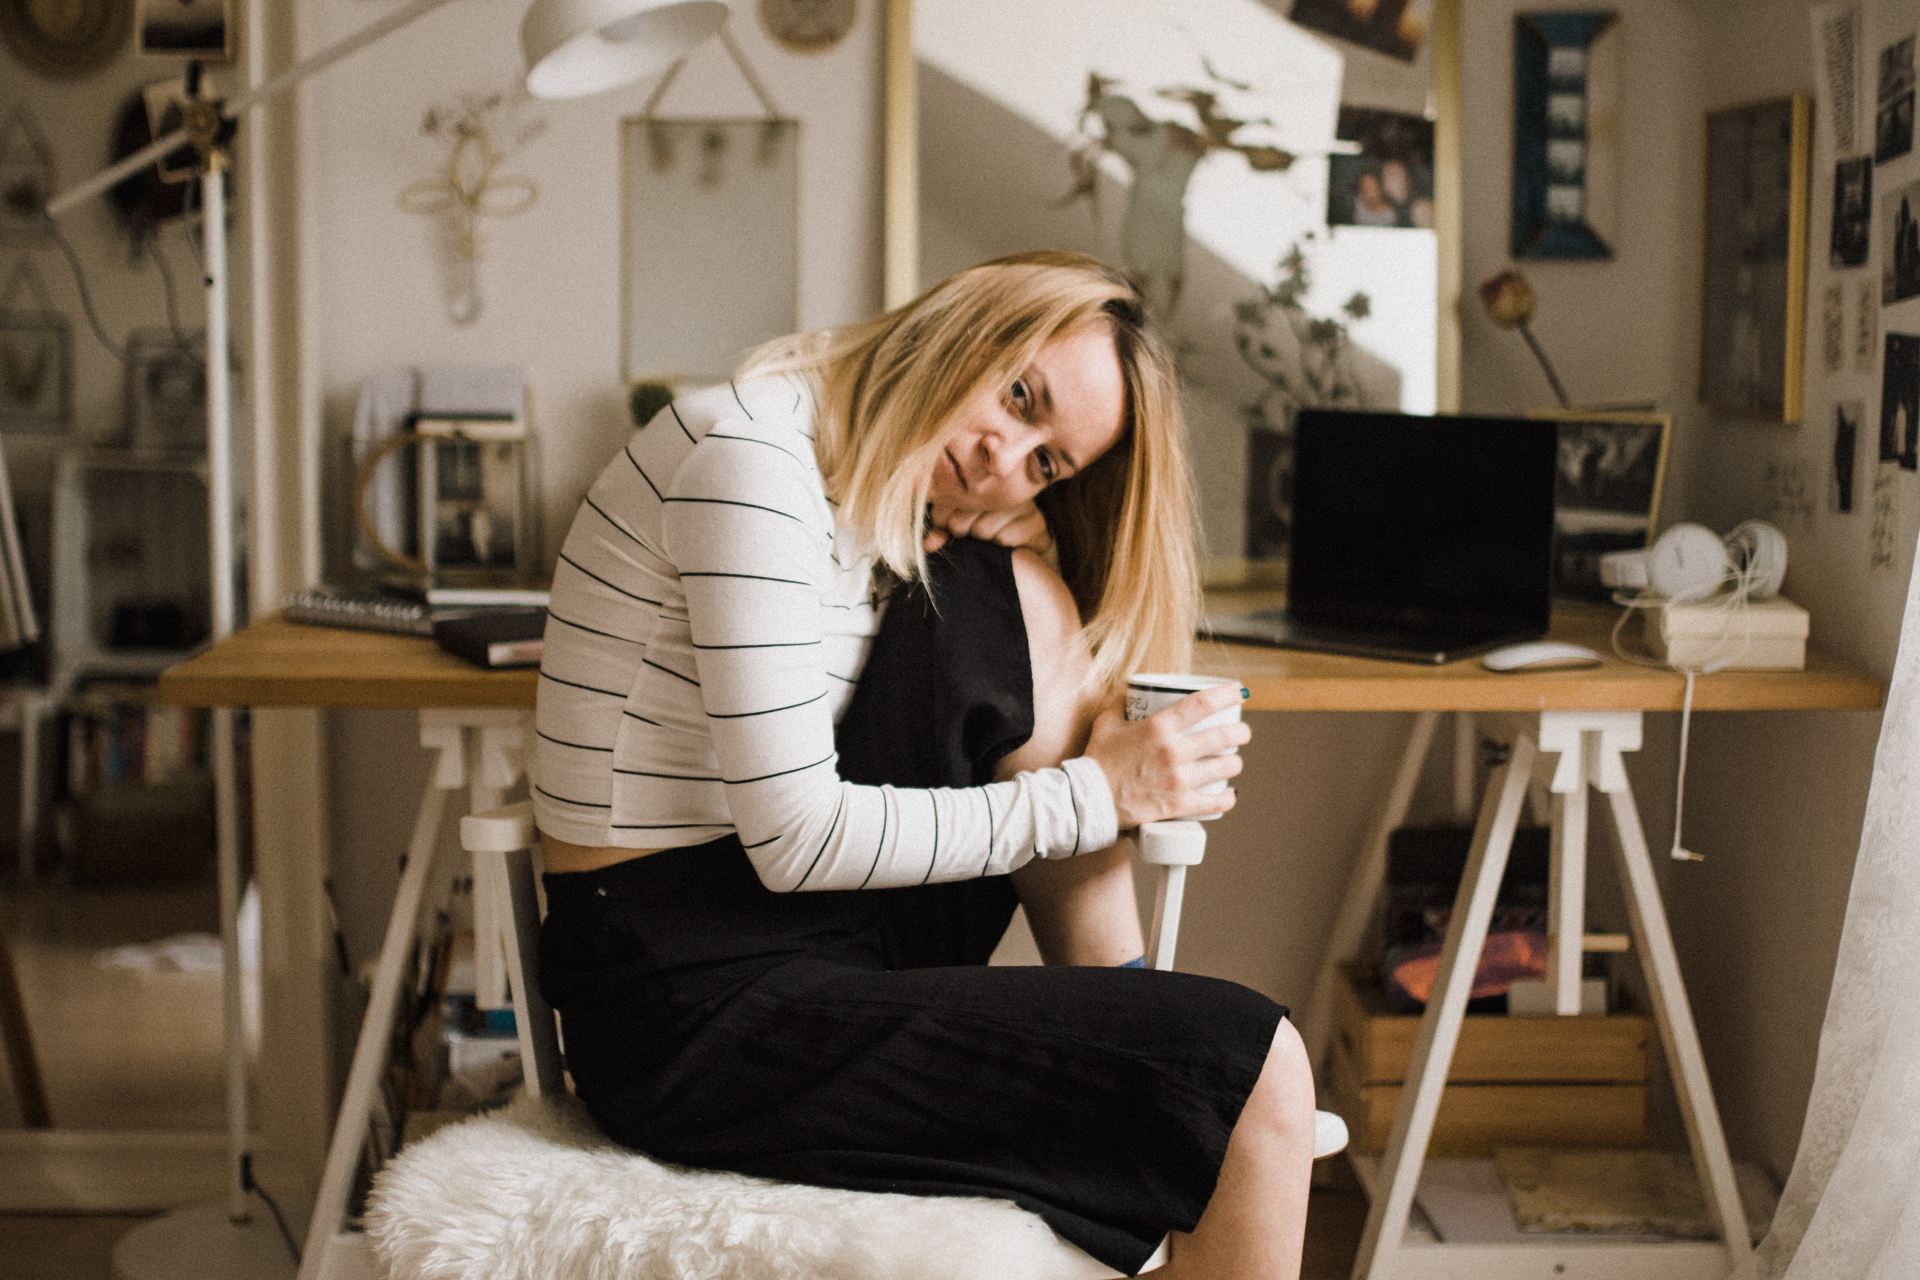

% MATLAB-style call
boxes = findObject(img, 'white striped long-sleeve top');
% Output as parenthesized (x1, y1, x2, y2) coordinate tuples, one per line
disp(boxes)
(532, 374, 1119, 892)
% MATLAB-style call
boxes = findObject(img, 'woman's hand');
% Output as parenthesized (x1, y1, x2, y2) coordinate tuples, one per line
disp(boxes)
(924, 499, 1054, 559)
(1082, 684, 1251, 828)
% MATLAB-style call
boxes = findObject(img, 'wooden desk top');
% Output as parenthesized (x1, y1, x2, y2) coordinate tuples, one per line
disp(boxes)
(156, 605, 1884, 714)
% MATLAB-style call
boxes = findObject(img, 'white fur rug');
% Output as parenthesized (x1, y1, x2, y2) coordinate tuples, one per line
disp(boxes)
(365, 1094, 1136, 1280)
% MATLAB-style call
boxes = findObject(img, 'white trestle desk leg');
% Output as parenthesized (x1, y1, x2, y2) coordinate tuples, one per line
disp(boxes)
(300, 710, 529, 1280)
(1351, 733, 1537, 1280)
(1305, 711, 1442, 1072)
(1139, 821, 1206, 972)
(1537, 715, 1596, 1016)
(1452, 711, 1476, 822)
(1599, 742, 1751, 1265)
(464, 713, 527, 1012)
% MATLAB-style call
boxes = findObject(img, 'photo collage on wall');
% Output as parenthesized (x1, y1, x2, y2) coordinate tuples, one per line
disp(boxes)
(1812, 12, 1920, 570)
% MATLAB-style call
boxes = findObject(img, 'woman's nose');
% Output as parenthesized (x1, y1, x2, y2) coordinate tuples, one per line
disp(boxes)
(979, 425, 1033, 476)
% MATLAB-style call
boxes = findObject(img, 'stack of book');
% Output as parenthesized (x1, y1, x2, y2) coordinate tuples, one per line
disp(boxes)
(283, 577, 549, 668)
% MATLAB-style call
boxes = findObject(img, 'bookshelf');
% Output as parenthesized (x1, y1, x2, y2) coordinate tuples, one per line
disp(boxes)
(38, 448, 220, 880)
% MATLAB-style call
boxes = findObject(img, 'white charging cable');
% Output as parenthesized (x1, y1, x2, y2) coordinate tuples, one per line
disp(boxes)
(1608, 555, 1765, 862)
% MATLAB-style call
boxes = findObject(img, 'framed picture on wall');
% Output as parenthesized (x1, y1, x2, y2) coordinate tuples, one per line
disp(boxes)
(1511, 11, 1620, 260)
(1700, 96, 1810, 423)
(1532, 409, 1671, 601)
(0, 314, 72, 435)
(124, 328, 207, 452)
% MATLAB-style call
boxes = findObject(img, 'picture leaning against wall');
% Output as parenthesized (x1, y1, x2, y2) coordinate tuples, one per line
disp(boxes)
(1700, 96, 1810, 422)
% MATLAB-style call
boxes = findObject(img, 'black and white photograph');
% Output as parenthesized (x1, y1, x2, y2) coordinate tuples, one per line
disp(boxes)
(1857, 278, 1879, 371)
(1326, 107, 1434, 229)
(1823, 283, 1845, 374)
(1883, 175, 1920, 304)
(413, 416, 531, 576)
(0, 313, 71, 434)
(136, 0, 233, 60)
(1540, 411, 1670, 599)
(124, 329, 206, 451)
(1878, 34, 1915, 164)
(1832, 155, 1873, 267)
(1288, 0, 1432, 63)
(1882, 332, 1920, 472)
(1833, 400, 1861, 513)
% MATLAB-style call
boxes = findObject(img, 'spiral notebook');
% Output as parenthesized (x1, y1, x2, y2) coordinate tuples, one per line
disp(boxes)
(282, 585, 439, 636)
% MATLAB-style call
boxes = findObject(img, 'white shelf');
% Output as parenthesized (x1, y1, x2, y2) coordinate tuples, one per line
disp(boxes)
(1345, 1152, 1771, 1279)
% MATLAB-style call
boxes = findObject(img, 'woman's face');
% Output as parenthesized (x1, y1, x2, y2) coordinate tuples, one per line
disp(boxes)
(928, 321, 1129, 513)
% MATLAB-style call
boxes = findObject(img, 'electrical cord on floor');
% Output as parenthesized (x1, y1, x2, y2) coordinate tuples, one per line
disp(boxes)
(241, 1153, 302, 1264)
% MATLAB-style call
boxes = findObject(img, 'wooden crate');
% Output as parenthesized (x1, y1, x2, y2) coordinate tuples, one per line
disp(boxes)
(1324, 963, 1651, 1156)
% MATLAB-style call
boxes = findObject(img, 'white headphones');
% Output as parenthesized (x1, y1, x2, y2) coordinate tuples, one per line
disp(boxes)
(1608, 520, 1788, 603)
(1603, 519, 1789, 867)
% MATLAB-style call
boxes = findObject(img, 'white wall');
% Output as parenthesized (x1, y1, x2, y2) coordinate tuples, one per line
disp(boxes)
(1459, 0, 1913, 1181)
(295, 1, 887, 964)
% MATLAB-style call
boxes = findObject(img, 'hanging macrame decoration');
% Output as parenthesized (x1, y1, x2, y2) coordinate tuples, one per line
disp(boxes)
(398, 86, 546, 326)
(0, 259, 72, 435)
(623, 29, 798, 384)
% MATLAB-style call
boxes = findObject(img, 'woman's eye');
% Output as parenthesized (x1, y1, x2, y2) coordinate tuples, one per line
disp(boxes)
(1009, 378, 1031, 414)
(1035, 448, 1057, 484)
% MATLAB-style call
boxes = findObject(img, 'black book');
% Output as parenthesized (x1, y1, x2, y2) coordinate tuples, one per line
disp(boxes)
(432, 609, 548, 668)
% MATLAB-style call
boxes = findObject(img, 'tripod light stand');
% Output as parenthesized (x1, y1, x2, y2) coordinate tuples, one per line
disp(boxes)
(45, 3, 731, 1277)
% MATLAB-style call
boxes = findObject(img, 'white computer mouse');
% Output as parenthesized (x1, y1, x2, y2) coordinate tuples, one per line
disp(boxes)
(1480, 640, 1604, 673)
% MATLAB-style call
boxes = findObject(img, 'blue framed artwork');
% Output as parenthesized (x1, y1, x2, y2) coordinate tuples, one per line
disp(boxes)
(1512, 11, 1619, 260)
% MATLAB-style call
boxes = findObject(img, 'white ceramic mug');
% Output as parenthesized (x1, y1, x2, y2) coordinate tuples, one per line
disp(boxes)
(1124, 673, 1244, 820)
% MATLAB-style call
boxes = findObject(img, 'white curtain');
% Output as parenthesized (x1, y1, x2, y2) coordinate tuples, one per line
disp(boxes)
(1731, 551, 1920, 1278)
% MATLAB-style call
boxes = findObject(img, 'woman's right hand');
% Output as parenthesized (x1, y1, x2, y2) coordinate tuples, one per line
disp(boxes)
(1082, 684, 1251, 828)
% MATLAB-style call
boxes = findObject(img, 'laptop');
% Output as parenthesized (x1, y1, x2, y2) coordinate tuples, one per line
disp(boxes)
(1207, 408, 1558, 665)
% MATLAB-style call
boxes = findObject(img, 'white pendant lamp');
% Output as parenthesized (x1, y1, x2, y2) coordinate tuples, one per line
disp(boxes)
(522, 0, 732, 99)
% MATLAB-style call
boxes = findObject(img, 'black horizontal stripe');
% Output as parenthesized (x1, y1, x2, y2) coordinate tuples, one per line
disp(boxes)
(537, 729, 612, 752)
(613, 767, 721, 782)
(706, 690, 827, 719)
(534, 783, 610, 809)
(706, 431, 810, 470)
(680, 571, 810, 587)
(668, 402, 695, 443)
(662, 495, 813, 528)
(741, 831, 783, 850)
(559, 551, 662, 605)
(539, 670, 625, 698)
(642, 658, 700, 687)
(794, 793, 847, 890)
(690, 638, 822, 651)
(825, 671, 857, 684)
(584, 495, 650, 549)
(624, 447, 662, 499)
(730, 379, 755, 419)
(548, 611, 643, 644)
(621, 709, 663, 727)
(723, 752, 834, 785)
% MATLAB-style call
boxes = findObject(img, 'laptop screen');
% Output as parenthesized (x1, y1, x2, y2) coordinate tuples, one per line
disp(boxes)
(1287, 409, 1558, 637)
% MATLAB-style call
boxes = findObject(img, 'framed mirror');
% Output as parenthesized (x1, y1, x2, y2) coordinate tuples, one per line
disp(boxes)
(882, 0, 1461, 582)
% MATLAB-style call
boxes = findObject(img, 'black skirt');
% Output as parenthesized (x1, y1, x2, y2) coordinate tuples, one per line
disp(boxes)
(538, 540, 1287, 1274)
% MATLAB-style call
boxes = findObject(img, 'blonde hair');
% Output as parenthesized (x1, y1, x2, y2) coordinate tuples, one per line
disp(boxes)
(738, 250, 1199, 697)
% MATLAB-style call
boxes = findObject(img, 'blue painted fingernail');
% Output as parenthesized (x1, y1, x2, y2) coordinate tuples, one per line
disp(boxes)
(1240, 686, 1251, 699)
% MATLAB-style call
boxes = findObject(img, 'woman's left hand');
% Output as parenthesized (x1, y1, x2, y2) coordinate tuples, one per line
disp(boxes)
(924, 500, 1054, 558)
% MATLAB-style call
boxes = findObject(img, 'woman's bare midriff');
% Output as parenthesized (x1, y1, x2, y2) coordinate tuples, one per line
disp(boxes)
(540, 833, 668, 875)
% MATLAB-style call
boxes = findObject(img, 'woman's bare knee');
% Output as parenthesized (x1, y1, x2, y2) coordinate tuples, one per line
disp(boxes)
(1244, 1018, 1316, 1134)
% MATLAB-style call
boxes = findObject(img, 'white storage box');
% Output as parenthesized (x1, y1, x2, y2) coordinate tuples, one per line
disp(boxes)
(1646, 595, 1808, 670)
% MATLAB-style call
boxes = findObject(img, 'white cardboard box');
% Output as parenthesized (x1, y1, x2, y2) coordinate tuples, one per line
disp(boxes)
(1647, 595, 1808, 670)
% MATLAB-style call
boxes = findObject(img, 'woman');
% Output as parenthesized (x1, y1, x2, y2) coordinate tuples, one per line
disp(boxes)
(532, 251, 1314, 1278)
